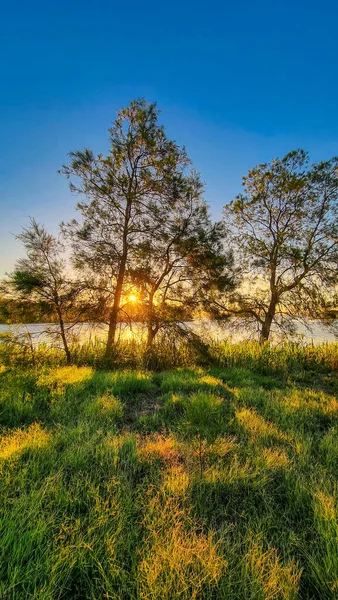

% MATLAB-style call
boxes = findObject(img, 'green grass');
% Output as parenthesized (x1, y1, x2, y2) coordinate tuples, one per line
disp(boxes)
(1, 346, 338, 598)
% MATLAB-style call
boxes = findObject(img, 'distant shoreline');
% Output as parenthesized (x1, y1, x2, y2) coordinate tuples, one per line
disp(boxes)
(1, 319, 337, 345)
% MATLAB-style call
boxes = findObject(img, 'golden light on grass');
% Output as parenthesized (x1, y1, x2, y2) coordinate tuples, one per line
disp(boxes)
(245, 537, 301, 599)
(0, 424, 50, 462)
(236, 408, 289, 443)
(106, 434, 126, 453)
(99, 394, 123, 415)
(37, 366, 93, 388)
(86, 393, 124, 419)
(198, 375, 225, 387)
(138, 434, 181, 466)
(260, 448, 290, 470)
(208, 435, 238, 458)
(284, 389, 338, 417)
(203, 466, 224, 483)
(314, 490, 336, 521)
(163, 464, 190, 496)
(139, 495, 227, 600)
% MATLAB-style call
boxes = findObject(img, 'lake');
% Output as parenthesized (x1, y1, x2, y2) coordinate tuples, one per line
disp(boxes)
(0, 319, 337, 345)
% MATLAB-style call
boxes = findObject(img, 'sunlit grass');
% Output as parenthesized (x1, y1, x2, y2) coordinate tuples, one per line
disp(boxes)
(138, 495, 227, 600)
(0, 423, 50, 461)
(162, 464, 190, 496)
(85, 392, 124, 420)
(283, 387, 338, 416)
(236, 407, 290, 443)
(37, 365, 93, 388)
(245, 537, 301, 599)
(314, 490, 336, 521)
(259, 447, 291, 470)
(138, 433, 181, 465)
(1, 344, 338, 597)
(208, 435, 238, 458)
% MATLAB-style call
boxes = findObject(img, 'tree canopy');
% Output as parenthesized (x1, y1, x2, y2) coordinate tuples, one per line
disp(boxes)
(3, 219, 86, 363)
(3, 102, 338, 355)
(221, 150, 338, 340)
(60, 98, 233, 355)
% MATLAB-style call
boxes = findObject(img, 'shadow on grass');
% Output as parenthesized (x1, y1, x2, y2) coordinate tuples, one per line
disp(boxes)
(0, 429, 159, 599)
(2, 363, 338, 598)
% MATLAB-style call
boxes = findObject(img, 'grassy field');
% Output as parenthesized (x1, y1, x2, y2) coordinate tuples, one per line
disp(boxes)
(1, 344, 338, 598)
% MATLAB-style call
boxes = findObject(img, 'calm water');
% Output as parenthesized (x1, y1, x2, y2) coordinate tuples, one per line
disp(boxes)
(0, 319, 337, 345)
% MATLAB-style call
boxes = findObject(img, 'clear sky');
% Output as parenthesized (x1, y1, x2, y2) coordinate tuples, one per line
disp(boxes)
(1, 0, 338, 275)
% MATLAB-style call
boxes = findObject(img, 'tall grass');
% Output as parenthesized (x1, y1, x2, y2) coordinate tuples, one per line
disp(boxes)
(2, 333, 338, 374)
(210, 339, 338, 375)
(0, 336, 202, 371)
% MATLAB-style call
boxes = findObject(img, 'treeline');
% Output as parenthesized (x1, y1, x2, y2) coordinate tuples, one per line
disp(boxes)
(0, 297, 144, 325)
(0, 298, 49, 324)
(2, 99, 338, 364)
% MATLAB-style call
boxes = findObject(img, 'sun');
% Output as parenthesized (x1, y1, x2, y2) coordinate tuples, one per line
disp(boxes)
(129, 294, 137, 302)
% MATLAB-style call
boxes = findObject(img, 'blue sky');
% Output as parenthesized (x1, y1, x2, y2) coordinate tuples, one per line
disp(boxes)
(1, 0, 338, 275)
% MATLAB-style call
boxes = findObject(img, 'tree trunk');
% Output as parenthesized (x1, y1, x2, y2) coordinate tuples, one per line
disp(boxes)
(105, 198, 132, 358)
(145, 320, 160, 369)
(146, 290, 161, 348)
(146, 323, 158, 348)
(57, 307, 71, 365)
(260, 295, 278, 342)
(105, 269, 125, 358)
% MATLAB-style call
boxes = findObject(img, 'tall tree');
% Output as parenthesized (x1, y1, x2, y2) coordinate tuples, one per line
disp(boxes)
(3, 219, 84, 364)
(61, 99, 201, 357)
(131, 180, 234, 347)
(221, 150, 338, 341)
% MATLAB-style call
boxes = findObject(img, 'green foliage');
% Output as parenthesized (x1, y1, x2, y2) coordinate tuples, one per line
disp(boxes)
(61, 98, 228, 352)
(2, 218, 89, 364)
(222, 150, 338, 340)
(11, 270, 44, 293)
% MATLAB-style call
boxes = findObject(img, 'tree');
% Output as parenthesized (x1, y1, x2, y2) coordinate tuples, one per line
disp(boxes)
(3, 219, 84, 364)
(130, 177, 234, 348)
(61, 98, 197, 358)
(221, 150, 338, 341)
